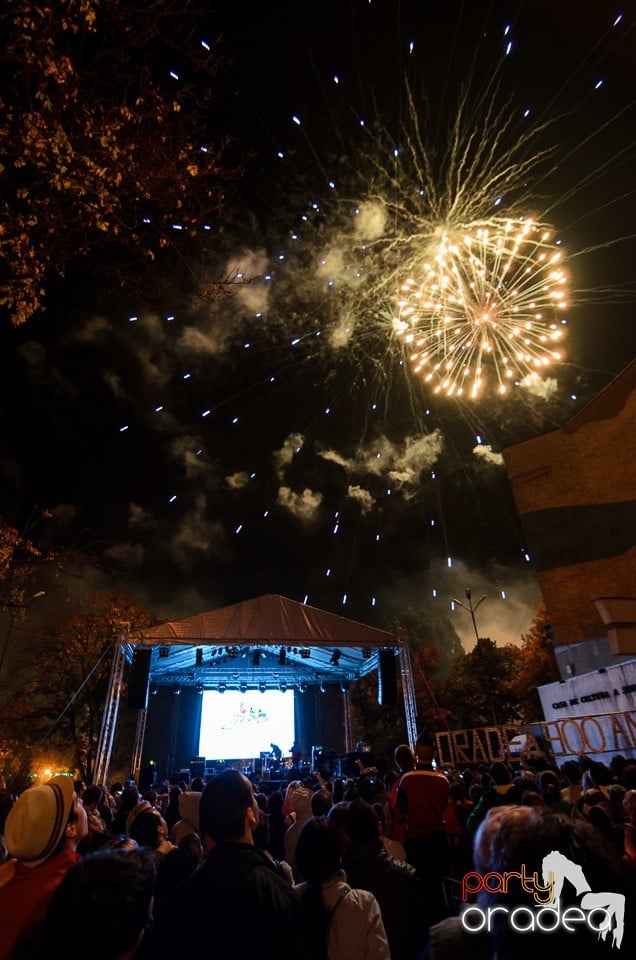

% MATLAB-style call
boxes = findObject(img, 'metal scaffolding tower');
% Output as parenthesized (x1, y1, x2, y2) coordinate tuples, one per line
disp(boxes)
(130, 707, 148, 784)
(342, 687, 353, 753)
(93, 640, 129, 786)
(399, 644, 418, 748)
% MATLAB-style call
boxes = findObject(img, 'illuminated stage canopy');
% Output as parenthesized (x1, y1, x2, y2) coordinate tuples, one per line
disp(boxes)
(131, 593, 403, 690)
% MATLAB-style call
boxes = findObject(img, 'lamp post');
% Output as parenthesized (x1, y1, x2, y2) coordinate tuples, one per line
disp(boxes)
(452, 588, 487, 655)
(452, 588, 498, 726)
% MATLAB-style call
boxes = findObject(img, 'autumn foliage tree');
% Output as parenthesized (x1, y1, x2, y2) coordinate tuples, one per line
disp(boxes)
(436, 637, 523, 728)
(0, 0, 239, 325)
(509, 605, 560, 720)
(1, 590, 153, 782)
(0, 512, 54, 678)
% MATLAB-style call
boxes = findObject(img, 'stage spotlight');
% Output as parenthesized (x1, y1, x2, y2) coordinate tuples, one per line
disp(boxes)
(362, 647, 372, 659)
(340, 681, 349, 693)
(300, 648, 311, 659)
(159, 647, 170, 658)
(173, 685, 181, 696)
(280, 682, 288, 692)
(239, 682, 248, 693)
(149, 685, 158, 696)
(299, 682, 308, 694)
(252, 650, 261, 667)
(320, 682, 326, 694)
(279, 647, 287, 665)
(195, 683, 204, 695)
(330, 649, 342, 665)
(227, 647, 238, 659)
(218, 683, 226, 693)
(259, 682, 267, 693)
(195, 648, 203, 667)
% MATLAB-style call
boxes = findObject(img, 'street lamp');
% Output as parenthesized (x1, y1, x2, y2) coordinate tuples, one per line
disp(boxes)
(452, 588, 498, 726)
(452, 588, 487, 654)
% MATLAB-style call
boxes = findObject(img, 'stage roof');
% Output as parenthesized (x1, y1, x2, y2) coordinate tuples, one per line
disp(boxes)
(128, 594, 402, 689)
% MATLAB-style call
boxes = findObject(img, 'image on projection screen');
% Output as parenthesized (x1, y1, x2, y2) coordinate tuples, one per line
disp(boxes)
(198, 689, 296, 760)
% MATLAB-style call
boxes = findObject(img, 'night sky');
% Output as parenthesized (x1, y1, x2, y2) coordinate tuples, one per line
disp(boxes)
(0, 1, 634, 649)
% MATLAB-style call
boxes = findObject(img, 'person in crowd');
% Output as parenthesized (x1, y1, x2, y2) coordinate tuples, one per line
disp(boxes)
(583, 759, 614, 796)
(395, 729, 451, 929)
(142, 788, 159, 809)
(163, 785, 183, 833)
(97, 784, 115, 829)
(266, 790, 288, 861)
(466, 760, 523, 837)
(536, 768, 573, 815)
(253, 808, 294, 883)
(153, 783, 170, 818)
(0, 832, 10, 865)
(622, 762, 636, 791)
(168, 789, 200, 845)
(560, 758, 584, 808)
(331, 778, 346, 805)
(384, 744, 415, 844)
(311, 787, 333, 817)
(294, 815, 390, 960)
(110, 781, 124, 802)
(128, 807, 196, 910)
(467, 781, 483, 805)
(443, 780, 474, 875)
(143, 769, 309, 959)
(177, 831, 204, 869)
(585, 799, 626, 854)
(0, 774, 15, 836)
(609, 782, 627, 825)
(17, 846, 156, 960)
(0, 775, 88, 960)
(580, 785, 611, 820)
(519, 786, 547, 809)
(623, 789, 636, 867)
(127, 800, 153, 836)
(372, 801, 406, 861)
(111, 784, 141, 835)
(284, 778, 314, 881)
(327, 800, 350, 852)
(190, 776, 205, 793)
(342, 798, 424, 960)
(343, 780, 361, 802)
(82, 784, 108, 834)
(609, 754, 628, 782)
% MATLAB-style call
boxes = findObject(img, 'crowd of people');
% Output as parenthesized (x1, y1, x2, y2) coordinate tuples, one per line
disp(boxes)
(1, 733, 635, 960)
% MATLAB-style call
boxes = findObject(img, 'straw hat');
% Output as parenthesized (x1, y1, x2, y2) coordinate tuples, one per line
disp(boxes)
(4, 775, 75, 868)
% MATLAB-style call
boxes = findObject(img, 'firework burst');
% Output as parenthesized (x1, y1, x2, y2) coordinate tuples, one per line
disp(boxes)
(269, 76, 576, 401)
(393, 218, 568, 397)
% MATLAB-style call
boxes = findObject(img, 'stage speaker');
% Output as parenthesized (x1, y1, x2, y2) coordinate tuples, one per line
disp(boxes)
(189, 756, 205, 779)
(378, 649, 397, 706)
(127, 647, 152, 709)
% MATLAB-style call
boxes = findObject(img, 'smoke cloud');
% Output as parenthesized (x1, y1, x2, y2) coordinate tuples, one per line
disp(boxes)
(277, 486, 323, 520)
(473, 444, 504, 466)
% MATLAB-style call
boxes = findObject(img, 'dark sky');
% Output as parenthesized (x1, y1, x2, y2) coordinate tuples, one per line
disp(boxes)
(0, 0, 634, 649)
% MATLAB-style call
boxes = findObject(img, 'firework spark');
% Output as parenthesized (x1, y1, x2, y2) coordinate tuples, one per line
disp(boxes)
(393, 219, 568, 397)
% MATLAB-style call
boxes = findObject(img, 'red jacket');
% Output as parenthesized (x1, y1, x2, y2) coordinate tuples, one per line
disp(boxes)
(0, 848, 80, 960)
